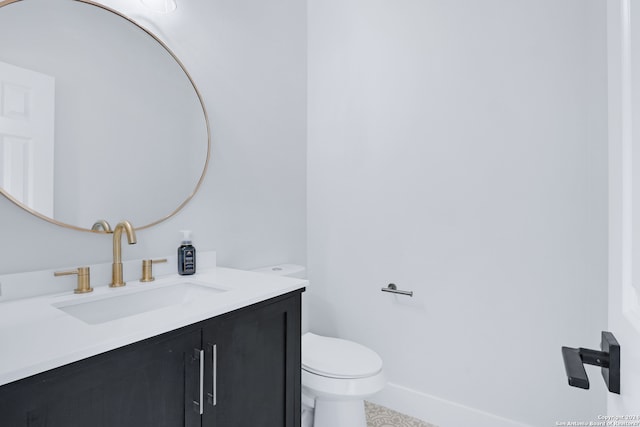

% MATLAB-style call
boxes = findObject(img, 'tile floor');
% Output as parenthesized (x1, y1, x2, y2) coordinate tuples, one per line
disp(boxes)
(365, 401, 438, 427)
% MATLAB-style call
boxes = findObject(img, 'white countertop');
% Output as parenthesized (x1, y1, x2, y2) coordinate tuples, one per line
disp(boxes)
(0, 266, 307, 386)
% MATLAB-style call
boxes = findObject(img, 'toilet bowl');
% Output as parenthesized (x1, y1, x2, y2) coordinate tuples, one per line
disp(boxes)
(301, 332, 386, 427)
(251, 264, 386, 427)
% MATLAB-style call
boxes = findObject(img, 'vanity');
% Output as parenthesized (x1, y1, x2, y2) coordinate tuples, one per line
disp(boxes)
(0, 265, 306, 427)
(0, 0, 304, 425)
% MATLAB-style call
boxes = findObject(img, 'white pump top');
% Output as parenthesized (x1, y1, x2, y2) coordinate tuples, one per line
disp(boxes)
(180, 230, 192, 244)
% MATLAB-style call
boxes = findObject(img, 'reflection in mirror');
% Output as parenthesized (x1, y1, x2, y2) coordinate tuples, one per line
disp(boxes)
(0, 0, 209, 231)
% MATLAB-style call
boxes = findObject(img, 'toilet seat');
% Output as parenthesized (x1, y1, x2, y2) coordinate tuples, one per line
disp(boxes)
(302, 333, 382, 379)
(301, 333, 386, 427)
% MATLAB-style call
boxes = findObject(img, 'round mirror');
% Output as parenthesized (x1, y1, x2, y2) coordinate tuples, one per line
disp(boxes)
(0, 0, 210, 231)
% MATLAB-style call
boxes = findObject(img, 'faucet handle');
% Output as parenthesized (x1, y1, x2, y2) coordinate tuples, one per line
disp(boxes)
(141, 258, 168, 282)
(54, 267, 93, 294)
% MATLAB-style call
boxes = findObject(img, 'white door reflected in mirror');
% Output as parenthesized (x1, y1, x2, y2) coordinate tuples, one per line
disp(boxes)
(0, 60, 54, 218)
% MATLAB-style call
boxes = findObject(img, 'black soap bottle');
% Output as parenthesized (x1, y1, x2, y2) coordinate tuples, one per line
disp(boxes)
(178, 230, 196, 275)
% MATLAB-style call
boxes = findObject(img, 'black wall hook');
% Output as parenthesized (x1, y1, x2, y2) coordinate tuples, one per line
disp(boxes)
(561, 331, 620, 394)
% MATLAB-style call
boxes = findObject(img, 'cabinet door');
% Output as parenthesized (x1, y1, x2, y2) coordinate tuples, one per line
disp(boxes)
(0, 329, 202, 427)
(202, 293, 301, 427)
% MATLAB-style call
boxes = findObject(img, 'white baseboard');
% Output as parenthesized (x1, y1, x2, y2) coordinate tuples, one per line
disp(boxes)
(368, 382, 534, 427)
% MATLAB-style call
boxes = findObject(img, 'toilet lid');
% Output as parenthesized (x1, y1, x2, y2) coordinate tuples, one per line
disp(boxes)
(302, 333, 383, 379)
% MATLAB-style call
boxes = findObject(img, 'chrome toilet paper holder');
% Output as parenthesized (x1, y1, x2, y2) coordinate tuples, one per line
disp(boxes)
(381, 283, 413, 297)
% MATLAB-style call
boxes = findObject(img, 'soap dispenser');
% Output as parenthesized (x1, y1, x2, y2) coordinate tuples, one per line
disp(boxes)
(178, 230, 196, 275)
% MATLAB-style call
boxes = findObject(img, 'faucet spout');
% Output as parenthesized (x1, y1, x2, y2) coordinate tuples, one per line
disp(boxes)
(110, 220, 137, 287)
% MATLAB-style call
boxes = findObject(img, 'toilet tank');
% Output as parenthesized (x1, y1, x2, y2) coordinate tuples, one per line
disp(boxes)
(251, 264, 306, 279)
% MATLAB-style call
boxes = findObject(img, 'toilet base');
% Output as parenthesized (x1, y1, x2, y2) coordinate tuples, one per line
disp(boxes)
(310, 398, 367, 427)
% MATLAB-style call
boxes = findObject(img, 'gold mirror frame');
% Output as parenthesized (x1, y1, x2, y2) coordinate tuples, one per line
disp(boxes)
(0, 0, 211, 232)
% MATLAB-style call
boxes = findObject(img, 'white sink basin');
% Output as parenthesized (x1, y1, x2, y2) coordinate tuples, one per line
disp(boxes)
(53, 281, 226, 325)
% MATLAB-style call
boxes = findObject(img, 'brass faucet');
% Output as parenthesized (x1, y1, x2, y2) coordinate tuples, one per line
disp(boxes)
(110, 220, 137, 287)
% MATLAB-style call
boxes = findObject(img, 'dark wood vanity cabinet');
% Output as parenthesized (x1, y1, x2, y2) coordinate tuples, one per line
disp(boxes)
(0, 290, 302, 427)
(203, 293, 301, 427)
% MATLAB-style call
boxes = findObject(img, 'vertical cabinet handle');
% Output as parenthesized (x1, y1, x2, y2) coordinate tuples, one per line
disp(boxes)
(212, 344, 217, 406)
(207, 343, 218, 406)
(193, 348, 204, 415)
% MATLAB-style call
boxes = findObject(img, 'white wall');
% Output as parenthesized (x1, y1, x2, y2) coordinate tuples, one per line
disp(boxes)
(307, 1, 608, 426)
(0, 0, 306, 275)
(0, 1, 612, 425)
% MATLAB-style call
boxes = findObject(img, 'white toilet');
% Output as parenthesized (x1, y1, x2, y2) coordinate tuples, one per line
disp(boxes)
(301, 332, 385, 427)
(251, 264, 386, 427)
